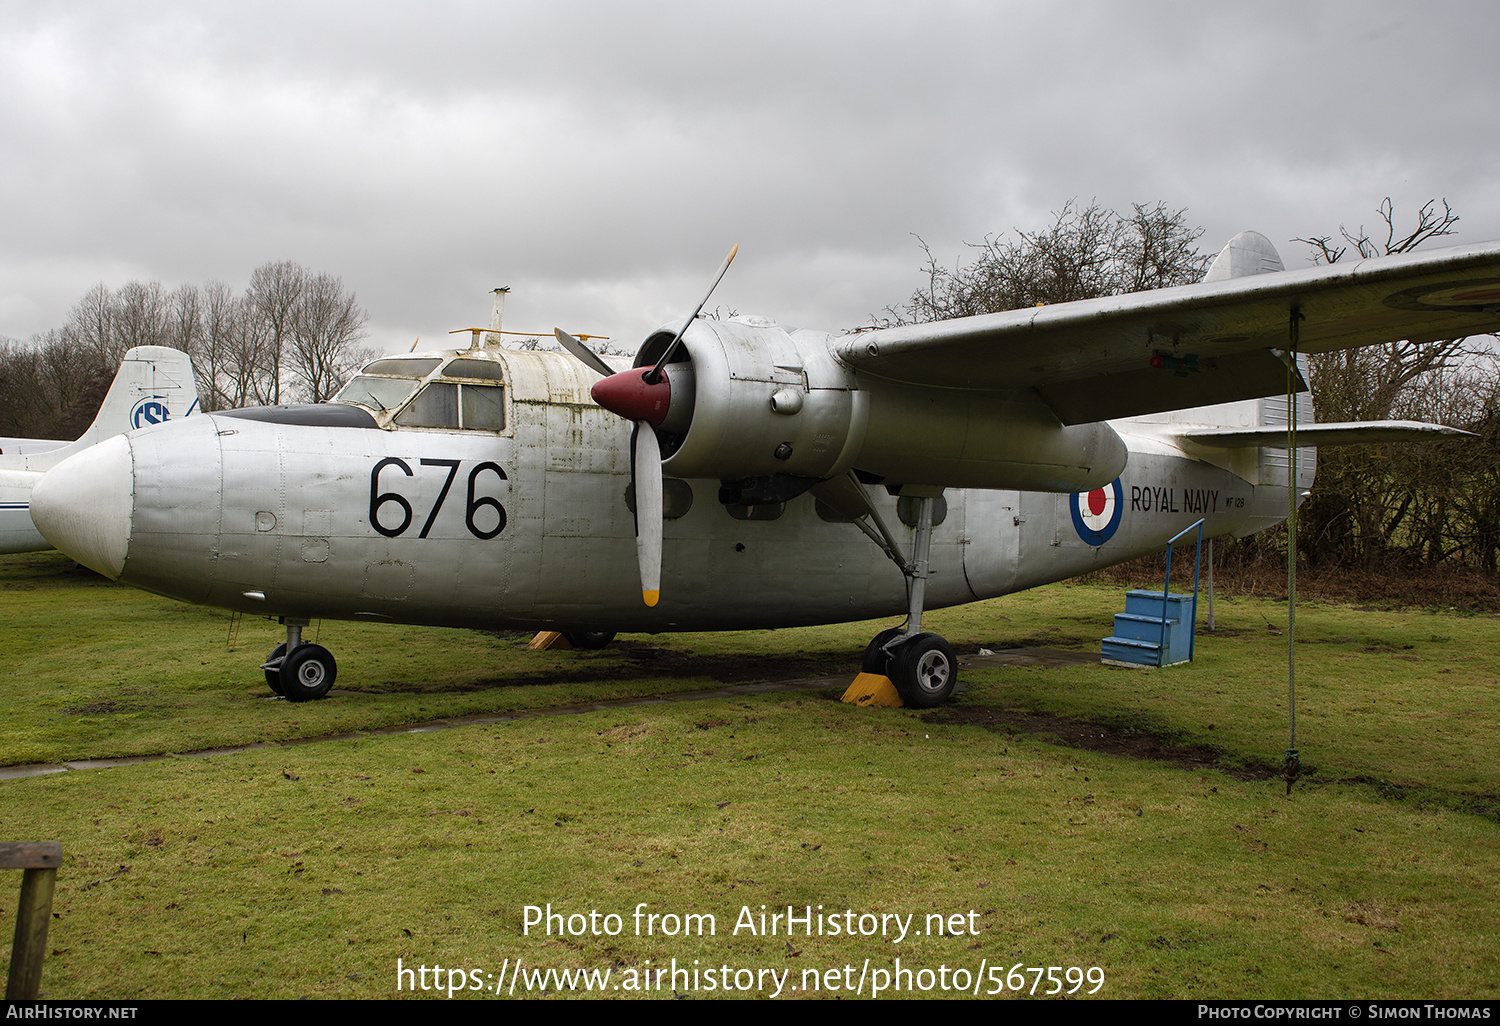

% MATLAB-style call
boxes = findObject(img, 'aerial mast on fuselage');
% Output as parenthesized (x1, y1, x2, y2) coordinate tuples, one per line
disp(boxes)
(483, 286, 510, 349)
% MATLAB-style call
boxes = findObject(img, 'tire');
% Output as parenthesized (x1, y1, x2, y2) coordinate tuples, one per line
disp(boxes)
(280, 644, 338, 702)
(861, 627, 906, 675)
(563, 631, 616, 650)
(264, 643, 286, 696)
(889, 633, 957, 707)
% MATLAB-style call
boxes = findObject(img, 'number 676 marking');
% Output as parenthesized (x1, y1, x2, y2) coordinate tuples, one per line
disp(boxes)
(369, 457, 508, 540)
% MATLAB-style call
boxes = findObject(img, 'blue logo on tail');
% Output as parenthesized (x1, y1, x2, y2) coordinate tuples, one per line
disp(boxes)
(131, 396, 172, 429)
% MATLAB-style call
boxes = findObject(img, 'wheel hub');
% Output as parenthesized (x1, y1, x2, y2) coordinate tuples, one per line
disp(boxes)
(915, 650, 950, 693)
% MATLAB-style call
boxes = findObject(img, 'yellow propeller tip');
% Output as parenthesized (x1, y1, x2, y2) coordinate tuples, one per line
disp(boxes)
(643, 591, 660, 607)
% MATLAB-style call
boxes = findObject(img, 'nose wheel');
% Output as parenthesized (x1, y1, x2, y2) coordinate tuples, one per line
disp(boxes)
(261, 619, 338, 701)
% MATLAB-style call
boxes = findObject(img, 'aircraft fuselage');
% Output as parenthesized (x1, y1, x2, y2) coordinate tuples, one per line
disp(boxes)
(34, 349, 1297, 635)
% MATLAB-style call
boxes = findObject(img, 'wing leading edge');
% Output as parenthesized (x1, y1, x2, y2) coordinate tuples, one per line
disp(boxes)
(840, 241, 1500, 424)
(1178, 421, 1474, 449)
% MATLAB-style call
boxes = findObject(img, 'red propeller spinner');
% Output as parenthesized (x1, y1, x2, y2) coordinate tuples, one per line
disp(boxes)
(590, 368, 673, 427)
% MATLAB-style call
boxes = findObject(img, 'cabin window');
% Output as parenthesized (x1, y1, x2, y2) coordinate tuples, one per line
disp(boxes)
(460, 384, 505, 431)
(394, 382, 506, 431)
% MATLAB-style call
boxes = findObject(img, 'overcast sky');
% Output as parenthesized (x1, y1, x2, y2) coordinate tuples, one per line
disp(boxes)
(3, 1, 1497, 355)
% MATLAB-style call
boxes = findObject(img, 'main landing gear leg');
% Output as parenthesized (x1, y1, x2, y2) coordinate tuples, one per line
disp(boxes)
(860, 494, 958, 708)
(261, 617, 338, 702)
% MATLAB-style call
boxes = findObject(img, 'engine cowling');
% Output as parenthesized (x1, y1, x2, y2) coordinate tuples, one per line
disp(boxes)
(607, 317, 867, 484)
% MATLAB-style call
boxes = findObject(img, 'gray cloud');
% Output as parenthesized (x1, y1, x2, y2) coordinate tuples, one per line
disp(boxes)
(2, 1, 1497, 352)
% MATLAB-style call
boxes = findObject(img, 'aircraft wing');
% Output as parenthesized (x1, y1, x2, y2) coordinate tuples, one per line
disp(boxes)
(1178, 421, 1475, 448)
(839, 242, 1500, 424)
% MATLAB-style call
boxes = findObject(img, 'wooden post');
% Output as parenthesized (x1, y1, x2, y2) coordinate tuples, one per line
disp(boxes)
(1206, 536, 1215, 631)
(3, 842, 63, 1000)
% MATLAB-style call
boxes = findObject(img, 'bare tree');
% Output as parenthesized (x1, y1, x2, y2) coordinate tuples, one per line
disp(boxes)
(0, 337, 52, 438)
(67, 283, 115, 364)
(166, 283, 203, 364)
(889, 199, 1210, 324)
(1294, 198, 1500, 571)
(227, 294, 275, 408)
(110, 280, 171, 358)
(1295, 197, 1460, 266)
(246, 261, 306, 405)
(1299, 199, 1469, 421)
(0, 328, 110, 439)
(287, 272, 370, 403)
(10, 262, 374, 429)
(183, 281, 260, 412)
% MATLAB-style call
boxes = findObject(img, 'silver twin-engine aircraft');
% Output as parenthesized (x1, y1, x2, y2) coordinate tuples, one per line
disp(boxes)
(27, 232, 1500, 705)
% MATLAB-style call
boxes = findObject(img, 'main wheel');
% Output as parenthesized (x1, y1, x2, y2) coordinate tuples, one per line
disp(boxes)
(889, 633, 957, 707)
(280, 644, 338, 702)
(861, 627, 906, 675)
(264, 643, 286, 696)
(563, 631, 616, 650)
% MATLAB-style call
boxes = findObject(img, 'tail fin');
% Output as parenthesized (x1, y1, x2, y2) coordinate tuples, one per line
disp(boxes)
(20, 346, 198, 473)
(1201, 230, 1285, 282)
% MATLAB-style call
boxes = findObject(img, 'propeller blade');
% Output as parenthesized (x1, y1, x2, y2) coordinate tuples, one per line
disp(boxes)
(553, 328, 615, 377)
(647, 242, 738, 383)
(633, 420, 663, 607)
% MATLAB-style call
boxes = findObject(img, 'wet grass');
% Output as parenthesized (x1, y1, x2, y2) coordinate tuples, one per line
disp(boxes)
(1, 551, 1497, 998)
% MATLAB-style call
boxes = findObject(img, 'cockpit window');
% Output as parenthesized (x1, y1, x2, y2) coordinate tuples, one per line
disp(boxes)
(363, 358, 443, 377)
(337, 354, 506, 430)
(394, 382, 459, 428)
(337, 375, 422, 412)
(336, 357, 450, 413)
(443, 358, 505, 381)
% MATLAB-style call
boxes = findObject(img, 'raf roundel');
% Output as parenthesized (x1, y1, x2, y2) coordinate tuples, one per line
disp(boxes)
(1070, 478, 1124, 546)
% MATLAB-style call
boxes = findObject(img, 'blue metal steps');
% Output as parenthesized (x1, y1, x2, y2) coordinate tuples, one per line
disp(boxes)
(1102, 590, 1196, 666)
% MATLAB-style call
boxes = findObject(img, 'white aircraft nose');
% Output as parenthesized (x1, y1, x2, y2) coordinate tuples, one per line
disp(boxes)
(31, 434, 134, 579)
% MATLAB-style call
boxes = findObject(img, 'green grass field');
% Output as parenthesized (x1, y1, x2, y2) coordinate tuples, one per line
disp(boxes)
(1, 552, 1496, 999)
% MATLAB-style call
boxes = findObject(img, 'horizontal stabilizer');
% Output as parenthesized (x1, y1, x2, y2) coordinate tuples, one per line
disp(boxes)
(1178, 421, 1474, 448)
(0, 469, 43, 491)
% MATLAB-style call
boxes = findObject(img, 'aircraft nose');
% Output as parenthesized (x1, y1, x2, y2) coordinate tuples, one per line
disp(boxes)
(31, 434, 134, 579)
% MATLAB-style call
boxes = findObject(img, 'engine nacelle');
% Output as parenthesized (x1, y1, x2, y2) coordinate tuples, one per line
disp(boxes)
(634, 317, 867, 483)
(610, 316, 1126, 497)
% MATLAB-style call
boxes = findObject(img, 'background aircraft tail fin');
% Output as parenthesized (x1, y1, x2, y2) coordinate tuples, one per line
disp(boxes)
(23, 346, 199, 472)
